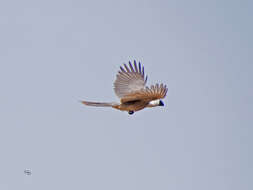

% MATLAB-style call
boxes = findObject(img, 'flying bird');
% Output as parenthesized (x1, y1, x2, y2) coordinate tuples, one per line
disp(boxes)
(81, 61, 168, 115)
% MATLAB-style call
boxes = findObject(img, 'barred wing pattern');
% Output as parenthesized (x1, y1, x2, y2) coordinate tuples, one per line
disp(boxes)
(114, 61, 148, 98)
(120, 83, 168, 103)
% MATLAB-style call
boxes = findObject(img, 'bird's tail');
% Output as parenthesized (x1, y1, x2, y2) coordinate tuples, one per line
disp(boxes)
(81, 101, 117, 107)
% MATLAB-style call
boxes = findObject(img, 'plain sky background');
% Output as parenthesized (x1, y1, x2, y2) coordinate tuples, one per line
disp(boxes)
(0, 0, 252, 189)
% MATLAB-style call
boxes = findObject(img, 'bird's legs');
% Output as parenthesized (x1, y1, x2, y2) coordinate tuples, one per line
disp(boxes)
(128, 111, 134, 115)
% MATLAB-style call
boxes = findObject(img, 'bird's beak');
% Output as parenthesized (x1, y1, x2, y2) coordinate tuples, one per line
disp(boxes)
(159, 100, 164, 106)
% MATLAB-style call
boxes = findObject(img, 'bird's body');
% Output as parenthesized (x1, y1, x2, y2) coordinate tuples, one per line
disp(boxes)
(113, 100, 149, 112)
(81, 61, 167, 115)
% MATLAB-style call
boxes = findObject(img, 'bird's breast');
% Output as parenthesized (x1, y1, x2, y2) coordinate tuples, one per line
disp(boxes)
(114, 100, 148, 111)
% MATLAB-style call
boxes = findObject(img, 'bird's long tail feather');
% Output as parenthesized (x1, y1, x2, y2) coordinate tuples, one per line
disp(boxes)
(81, 101, 117, 107)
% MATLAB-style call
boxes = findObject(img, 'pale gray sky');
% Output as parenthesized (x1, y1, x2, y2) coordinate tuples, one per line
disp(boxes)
(0, 0, 252, 190)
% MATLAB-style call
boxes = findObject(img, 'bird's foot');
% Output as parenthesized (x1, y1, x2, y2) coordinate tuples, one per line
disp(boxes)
(128, 111, 134, 115)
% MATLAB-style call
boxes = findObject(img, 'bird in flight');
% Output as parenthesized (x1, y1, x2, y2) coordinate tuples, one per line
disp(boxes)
(81, 60, 168, 115)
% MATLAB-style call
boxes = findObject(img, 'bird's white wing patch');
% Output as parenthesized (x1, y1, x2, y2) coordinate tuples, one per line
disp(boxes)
(113, 61, 147, 98)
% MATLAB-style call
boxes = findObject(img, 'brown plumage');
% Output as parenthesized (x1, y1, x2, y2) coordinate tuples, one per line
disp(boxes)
(81, 60, 168, 115)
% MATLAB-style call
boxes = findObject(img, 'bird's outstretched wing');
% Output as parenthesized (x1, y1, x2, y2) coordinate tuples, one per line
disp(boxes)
(120, 83, 168, 103)
(114, 61, 147, 98)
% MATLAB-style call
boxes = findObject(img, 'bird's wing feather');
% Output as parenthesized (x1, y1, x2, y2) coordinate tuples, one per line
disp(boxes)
(120, 83, 168, 103)
(114, 61, 147, 98)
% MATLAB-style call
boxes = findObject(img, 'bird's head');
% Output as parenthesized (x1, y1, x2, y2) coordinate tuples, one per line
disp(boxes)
(159, 100, 164, 106)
